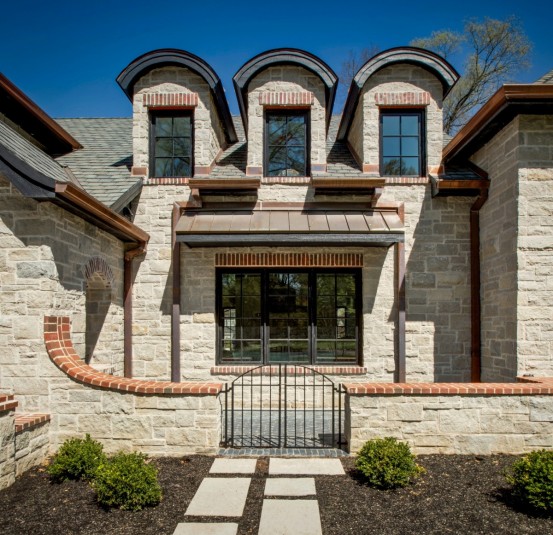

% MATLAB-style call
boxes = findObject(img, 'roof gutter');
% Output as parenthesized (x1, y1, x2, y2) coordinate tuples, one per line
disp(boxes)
(54, 182, 149, 246)
(443, 84, 553, 162)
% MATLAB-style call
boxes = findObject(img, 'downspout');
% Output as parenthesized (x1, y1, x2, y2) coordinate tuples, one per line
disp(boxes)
(124, 242, 147, 378)
(171, 203, 182, 382)
(470, 188, 489, 382)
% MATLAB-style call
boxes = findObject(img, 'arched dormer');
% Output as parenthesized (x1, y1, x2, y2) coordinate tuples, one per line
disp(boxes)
(233, 48, 338, 176)
(117, 49, 237, 178)
(337, 47, 459, 176)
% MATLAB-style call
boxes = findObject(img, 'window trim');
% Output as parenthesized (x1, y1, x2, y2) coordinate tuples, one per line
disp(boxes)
(215, 268, 361, 366)
(379, 108, 426, 177)
(149, 109, 194, 178)
(264, 109, 311, 178)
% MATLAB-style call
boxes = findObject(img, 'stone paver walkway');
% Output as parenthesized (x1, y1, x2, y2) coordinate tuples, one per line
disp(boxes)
(173, 457, 344, 535)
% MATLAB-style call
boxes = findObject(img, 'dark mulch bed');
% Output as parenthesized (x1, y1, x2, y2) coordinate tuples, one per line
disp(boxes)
(0, 455, 552, 535)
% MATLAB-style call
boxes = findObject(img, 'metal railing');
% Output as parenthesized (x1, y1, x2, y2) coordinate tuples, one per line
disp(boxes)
(221, 364, 346, 449)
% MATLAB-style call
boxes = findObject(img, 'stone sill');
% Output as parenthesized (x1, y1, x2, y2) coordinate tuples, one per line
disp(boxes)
(211, 366, 368, 376)
(344, 377, 553, 395)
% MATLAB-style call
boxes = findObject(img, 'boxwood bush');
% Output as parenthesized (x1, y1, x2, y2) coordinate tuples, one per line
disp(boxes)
(355, 437, 424, 489)
(91, 452, 162, 511)
(507, 450, 553, 512)
(47, 434, 106, 482)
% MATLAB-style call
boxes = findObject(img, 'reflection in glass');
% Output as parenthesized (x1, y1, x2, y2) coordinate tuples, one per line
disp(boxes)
(266, 113, 307, 176)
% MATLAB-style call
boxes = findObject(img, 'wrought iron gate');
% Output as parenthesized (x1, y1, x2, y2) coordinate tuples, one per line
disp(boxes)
(221, 365, 346, 449)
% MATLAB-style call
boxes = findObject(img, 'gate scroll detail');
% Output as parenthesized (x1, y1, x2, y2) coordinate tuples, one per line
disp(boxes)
(221, 365, 346, 449)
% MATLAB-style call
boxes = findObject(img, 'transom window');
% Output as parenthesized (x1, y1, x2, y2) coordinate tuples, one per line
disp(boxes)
(217, 269, 360, 365)
(265, 111, 309, 177)
(151, 112, 193, 177)
(380, 110, 424, 176)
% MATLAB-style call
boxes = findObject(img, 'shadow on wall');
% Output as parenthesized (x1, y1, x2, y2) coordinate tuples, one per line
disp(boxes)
(403, 188, 473, 382)
(85, 271, 112, 364)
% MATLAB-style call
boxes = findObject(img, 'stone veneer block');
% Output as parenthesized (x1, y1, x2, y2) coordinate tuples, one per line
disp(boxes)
(264, 477, 316, 496)
(173, 524, 238, 535)
(258, 499, 322, 535)
(268, 458, 345, 475)
(185, 478, 251, 517)
(209, 458, 258, 474)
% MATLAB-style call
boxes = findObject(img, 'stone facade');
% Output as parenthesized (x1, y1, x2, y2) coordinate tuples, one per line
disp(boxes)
(347, 392, 553, 454)
(472, 114, 553, 380)
(0, 174, 125, 410)
(347, 65, 444, 174)
(133, 67, 226, 175)
(246, 66, 327, 174)
(0, 408, 15, 489)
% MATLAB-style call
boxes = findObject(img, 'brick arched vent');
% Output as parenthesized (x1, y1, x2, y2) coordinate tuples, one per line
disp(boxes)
(82, 257, 115, 288)
(44, 316, 222, 395)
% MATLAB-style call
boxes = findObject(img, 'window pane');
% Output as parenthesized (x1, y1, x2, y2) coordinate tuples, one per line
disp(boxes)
(401, 115, 419, 136)
(155, 138, 173, 157)
(173, 116, 191, 137)
(269, 319, 288, 339)
(382, 115, 400, 136)
(242, 274, 260, 295)
(317, 274, 335, 295)
(317, 318, 335, 339)
(402, 137, 419, 157)
(173, 158, 191, 177)
(173, 137, 191, 157)
(289, 319, 308, 338)
(337, 341, 356, 361)
(156, 117, 172, 136)
(155, 158, 172, 177)
(316, 341, 336, 362)
(401, 157, 419, 176)
(222, 274, 237, 295)
(337, 274, 356, 295)
(287, 146, 306, 176)
(286, 116, 306, 146)
(268, 116, 287, 144)
(289, 341, 309, 362)
(317, 296, 335, 317)
(242, 341, 262, 362)
(267, 147, 287, 176)
(240, 319, 260, 339)
(382, 137, 400, 156)
(382, 157, 401, 176)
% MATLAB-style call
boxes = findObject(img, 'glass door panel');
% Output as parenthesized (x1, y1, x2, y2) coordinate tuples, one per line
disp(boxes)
(221, 273, 262, 363)
(267, 272, 309, 363)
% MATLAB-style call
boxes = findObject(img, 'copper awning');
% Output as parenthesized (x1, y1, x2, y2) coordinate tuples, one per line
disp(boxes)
(176, 209, 404, 247)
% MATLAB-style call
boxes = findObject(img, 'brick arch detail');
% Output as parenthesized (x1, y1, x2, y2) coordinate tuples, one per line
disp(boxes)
(43, 316, 222, 395)
(82, 257, 115, 288)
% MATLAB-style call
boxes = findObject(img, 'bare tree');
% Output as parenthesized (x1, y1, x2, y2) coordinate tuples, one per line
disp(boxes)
(411, 17, 531, 134)
(338, 46, 379, 105)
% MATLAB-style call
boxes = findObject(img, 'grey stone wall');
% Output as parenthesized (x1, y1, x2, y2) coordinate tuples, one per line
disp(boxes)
(0, 175, 125, 409)
(347, 393, 553, 454)
(0, 409, 15, 489)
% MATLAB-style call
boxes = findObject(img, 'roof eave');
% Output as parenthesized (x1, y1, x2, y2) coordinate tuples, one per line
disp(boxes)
(443, 84, 553, 162)
(0, 73, 82, 154)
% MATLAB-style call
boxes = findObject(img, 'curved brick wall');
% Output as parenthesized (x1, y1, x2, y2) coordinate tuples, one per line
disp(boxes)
(44, 316, 222, 395)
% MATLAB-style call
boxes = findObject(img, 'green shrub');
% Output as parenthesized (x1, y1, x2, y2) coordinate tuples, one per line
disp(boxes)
(355, 437, 424, 489)
(91, 452, 162, 511)
(47, 434, 106, 482)
(507, 450, 553, 511)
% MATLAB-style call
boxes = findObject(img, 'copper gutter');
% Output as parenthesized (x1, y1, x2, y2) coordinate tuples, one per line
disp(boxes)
(171, 203, 182, 382)
(444, 84, 553, 162)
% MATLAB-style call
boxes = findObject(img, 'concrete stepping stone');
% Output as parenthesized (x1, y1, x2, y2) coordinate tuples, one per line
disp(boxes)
(269, 458, 345, 475)
(209, 458, 257, 474)
(185, 478, 251, 517)
(173, 523, 238, 535)
(264, 477, 316, 496)
(258, 499, 322, 535)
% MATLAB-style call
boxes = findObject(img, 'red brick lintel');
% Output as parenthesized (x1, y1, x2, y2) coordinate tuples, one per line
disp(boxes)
(344, 378, 553, 396)
(15, 413, 50, 433)
(43, 316, 222, 396)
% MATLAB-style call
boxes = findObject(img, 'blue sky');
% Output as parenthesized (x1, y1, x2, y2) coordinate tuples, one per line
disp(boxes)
(1, 0, 551, 117)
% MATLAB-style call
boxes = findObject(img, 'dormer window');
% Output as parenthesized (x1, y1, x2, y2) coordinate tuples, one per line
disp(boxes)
(380, 109, 424, 177)
(265, 110, 310, 177)
(150, 111, 193, 178)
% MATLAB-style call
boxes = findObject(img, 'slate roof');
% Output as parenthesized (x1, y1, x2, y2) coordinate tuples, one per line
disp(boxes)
(0, 120, 69, 184)
(55, 118, 140, 209)
(536, 69, 553, 84)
